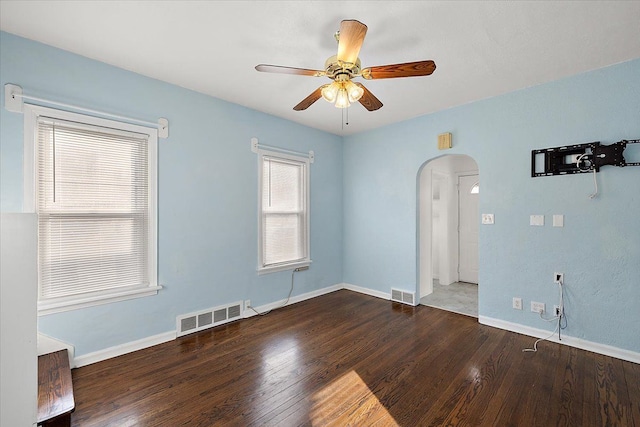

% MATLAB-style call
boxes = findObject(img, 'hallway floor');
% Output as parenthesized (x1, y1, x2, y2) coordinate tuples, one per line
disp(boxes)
(420, 280, 478, 317)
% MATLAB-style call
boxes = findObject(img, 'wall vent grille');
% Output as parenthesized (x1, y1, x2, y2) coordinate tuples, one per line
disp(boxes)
(176, 301, 243, 337)
(213, 308, 227, 323)
(198, 312, 212, 327)
(228, 304, 241, 318)
(181, 316, 197, 332)
(390, 288, 416, 306)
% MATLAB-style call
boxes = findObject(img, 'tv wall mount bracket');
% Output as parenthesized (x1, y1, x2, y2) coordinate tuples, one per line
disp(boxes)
(531, 139, 640, 177)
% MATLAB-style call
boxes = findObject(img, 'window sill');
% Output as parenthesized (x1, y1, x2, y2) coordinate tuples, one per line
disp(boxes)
(258, 260, 311, 275)
(38, 285, 162, 316)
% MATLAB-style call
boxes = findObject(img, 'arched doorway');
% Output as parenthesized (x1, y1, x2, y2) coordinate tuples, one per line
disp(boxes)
(417, 154, 479, 317)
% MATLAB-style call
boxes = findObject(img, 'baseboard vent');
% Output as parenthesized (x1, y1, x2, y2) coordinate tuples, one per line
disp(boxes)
(391, 288, 416, 306)
(176, 301, 243, 337)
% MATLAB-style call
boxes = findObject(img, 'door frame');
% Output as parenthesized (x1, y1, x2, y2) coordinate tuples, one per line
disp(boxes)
(456, 172, 480, 284)
(417, 155, 479, 299)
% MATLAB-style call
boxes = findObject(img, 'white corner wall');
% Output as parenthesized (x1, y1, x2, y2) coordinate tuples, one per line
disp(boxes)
(1, 213, 38, 426)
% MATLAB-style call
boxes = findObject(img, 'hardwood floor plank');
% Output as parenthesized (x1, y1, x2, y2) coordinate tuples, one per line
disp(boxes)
(624, 360, 640, 424)
(553, 346, 585, 427)
(442, 331, 519, 425)
(380, 311, 489, 425)
(415, 327, 508, 425)
(582, 349, 598, 427)
(69, 290, 640, 427)
(260, 306, 453, 426)
(246, 296, 409, 425)
(595, 353, 632, 425)
(260, 302, 426, 425)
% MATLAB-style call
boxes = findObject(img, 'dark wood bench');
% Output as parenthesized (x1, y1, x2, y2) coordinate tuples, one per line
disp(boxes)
(38, 349, 75, 427)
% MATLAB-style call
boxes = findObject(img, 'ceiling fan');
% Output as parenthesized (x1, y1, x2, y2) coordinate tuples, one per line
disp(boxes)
(255, 19, 436, 112)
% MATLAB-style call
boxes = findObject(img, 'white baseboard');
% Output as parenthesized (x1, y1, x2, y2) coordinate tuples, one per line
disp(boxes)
(341, 283, 640, 363)
(73, 285, 343, 367)
(479, 315, 640, 364)
(243, 284, 342, 318)
(341, 282, 391, 301)
(73, 330, 176, 368)
(71, 284, 639, 367)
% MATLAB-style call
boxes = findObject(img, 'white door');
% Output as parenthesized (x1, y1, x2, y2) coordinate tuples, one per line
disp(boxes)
(458, 175, 479, 284)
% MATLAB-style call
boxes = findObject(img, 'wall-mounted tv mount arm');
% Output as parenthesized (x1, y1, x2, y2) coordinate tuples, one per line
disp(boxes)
(531, 139, 640, 177)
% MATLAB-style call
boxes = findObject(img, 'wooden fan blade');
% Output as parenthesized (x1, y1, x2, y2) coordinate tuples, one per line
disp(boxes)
(361, 60, 436, 79)
(293, 86, 324, 111)
(337, 20, 368, 64)
(256, 64, 325, 77)
(355, 83, 383, 111)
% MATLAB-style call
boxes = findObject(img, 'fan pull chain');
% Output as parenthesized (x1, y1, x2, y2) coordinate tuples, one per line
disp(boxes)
(341, 107, 350, 130)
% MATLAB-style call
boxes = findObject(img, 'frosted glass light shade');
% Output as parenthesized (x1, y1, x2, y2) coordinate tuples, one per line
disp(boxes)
(345, 80, 364, 103)
(334, 88, 351, 108)
(321, 83, 340, 103)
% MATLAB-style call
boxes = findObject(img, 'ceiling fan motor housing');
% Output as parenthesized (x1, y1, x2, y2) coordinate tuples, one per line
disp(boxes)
(324, 55, 361, 80)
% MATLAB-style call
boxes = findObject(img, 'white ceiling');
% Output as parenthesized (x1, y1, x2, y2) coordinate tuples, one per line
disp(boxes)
(2, 1, 640, 136)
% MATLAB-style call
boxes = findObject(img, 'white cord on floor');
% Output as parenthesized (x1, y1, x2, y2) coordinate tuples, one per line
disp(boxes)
(522, 321, 560, 353)
(523, 278, 564, 353)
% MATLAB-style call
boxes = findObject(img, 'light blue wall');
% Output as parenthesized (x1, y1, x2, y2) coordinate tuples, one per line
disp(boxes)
(343, 58, 640, 353)
(2, 30, 639, 357)
(0, 32, 343, 356)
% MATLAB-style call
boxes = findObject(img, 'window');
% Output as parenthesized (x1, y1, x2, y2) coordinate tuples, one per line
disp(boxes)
(258, 151, 310, 273)
(24, 105, 159, 314)
(470, 182, 479, 194)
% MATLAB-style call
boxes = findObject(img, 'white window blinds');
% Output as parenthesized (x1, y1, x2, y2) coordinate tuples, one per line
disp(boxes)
(260, 155, 309, 269)
(36, 117, 152, 301)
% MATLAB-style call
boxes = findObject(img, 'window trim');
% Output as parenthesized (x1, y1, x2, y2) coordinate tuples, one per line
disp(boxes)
(23, 104, 160, 315)
(257, 149, 311, 275)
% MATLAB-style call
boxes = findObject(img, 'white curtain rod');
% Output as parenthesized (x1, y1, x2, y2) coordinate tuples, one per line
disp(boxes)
(4, 83, 168, 138)
(250, 137, 314, 163)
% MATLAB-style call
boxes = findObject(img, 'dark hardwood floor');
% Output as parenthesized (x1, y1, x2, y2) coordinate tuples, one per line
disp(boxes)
(71, 290, 639, 426)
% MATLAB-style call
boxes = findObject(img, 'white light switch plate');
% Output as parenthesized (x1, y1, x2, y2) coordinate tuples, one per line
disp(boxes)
(482, 214, 494, 225)
(530, 215, 544, 226)
(553, 214, 564, 227)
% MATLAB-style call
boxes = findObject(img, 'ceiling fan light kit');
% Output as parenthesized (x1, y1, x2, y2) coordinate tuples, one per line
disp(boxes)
(256, 19, 436, 112)
(321, 75, 365, 108)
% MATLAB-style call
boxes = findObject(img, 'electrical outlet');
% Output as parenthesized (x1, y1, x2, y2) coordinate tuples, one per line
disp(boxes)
(482, 214, 494, 225)
(531, 301, 545, 314)
(554, 305, 562, 316)
(512, 297, 523, 310)
(554, 272, 564, 284)
(245, 300, 251, 310)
